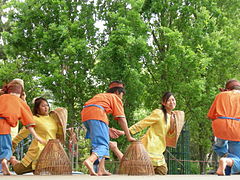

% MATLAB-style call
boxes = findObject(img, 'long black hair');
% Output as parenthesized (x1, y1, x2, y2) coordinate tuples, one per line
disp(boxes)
(33, 97, 49, 116)
(161, 92, 174, 122)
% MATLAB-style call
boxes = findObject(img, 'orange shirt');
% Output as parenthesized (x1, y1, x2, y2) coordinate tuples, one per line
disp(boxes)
(81, 93, 125, 125)
(0, 94, 35, 134)
(208, 90, 240, 141)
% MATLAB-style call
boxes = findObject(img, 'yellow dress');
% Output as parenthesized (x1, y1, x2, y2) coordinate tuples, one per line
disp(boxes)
(11, 122, 19, 139)
(13, 115, 63, 169)
(129, 109, 174, 166)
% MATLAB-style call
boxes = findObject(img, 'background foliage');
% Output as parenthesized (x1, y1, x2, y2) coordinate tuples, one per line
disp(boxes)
(1, 0, 240, 174)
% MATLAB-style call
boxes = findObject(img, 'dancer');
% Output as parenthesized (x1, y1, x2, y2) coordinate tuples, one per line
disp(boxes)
(0, 82, 44, 175)
(81, 81, 135, 176)
(129, 92, 184, 175)
(0, 78, 25, 174)
(10, 97, 67, 175)
(208, 79, 240, 175)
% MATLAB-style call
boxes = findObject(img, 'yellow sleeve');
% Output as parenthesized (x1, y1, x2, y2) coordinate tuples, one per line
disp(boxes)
(129, 109, 163, 135)
(12, 126, 30, 145)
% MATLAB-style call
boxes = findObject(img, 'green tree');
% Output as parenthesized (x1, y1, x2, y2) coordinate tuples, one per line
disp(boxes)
(140, 0, 240, 173)
(2, 0, 99, 125)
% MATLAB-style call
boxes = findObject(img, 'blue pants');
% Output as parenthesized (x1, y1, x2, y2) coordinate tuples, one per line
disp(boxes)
(213, 137, 240, 174)
(0, 134, 12, 161)
(83, 120, 110, 159)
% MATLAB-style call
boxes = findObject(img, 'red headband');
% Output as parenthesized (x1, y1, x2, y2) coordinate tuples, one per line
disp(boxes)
(109, 82, 124, 89)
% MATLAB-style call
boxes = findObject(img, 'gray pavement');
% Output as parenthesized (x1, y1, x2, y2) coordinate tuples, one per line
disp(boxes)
(1, 174, 239, 180)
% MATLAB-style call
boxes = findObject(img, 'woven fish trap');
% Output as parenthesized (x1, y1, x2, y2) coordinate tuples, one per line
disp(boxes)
(118, 141, 155, 175)
(35, 139, 72, 175)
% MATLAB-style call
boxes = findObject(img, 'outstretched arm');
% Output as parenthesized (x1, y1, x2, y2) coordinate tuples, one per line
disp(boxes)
(117, 117, 135, 142)
(27, 126, 46, 145)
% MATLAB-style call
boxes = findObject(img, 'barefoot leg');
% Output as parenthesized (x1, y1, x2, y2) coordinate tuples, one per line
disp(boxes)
(83, 159, 98, 176)
(97, 158, 111, 176)
(1, 159, 11, 175)
(216, 157, 234, 176)
(83, 153, 98, 176)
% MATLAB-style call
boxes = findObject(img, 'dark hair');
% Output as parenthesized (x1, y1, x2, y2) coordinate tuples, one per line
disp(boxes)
(107, 80, 126, 94)
(33, 97, 49, 116)
(161, 92, 174, 122)
(107, 87, 126, 94)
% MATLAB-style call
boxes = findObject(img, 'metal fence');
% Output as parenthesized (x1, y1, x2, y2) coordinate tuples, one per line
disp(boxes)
(165, 128, 191, 174)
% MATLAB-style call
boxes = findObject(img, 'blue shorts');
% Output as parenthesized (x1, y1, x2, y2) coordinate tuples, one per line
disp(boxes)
(213, 137, 240, 174)
(0, 134, 12, 161)
(83, 120, 109, 159)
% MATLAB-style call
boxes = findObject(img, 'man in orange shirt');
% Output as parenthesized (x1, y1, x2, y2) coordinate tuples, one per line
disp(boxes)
(81, 81, 135, 176)
(0, 82, 45, 175)
(208, 79, 240, 175)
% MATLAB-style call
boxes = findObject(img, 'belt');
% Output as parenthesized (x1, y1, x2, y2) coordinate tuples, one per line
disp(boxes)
(83, 104, 105, 111)
(218, 116, 240, 121)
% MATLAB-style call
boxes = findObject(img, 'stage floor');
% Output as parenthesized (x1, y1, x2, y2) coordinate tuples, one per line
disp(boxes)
(1, 174, 239, 180)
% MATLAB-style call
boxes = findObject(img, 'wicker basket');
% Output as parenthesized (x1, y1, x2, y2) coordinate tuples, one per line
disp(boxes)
(118, 141, 155, 175)
(35, 139, 72, 175)
(49, 107, 68, 144)
(166, 110, 185, 148)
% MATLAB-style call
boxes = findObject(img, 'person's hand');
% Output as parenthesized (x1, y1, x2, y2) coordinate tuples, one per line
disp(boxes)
(127, 136, 136, 142)
(169, 113, 176, 134)
(21, 92, 27, 101)
(12, 142, 17, 152)
(109, 141, 118, 151)
(109, 128, 125, 139)
(115, 129, 124, 136)
(0, 89, 4, 95)
(37, 137, 47, 145)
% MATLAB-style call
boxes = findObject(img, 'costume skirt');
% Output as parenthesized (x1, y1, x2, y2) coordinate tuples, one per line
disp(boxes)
(83, 120, 109, 159)
(0, 134, 12, 161)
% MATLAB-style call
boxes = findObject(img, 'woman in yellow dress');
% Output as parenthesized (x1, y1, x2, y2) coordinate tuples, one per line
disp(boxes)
(129, 92, 184, 175)
(10, 97, 67, 175)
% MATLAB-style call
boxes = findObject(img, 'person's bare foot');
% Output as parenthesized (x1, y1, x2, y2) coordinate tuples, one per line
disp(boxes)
(83, 159, 98, 176)
(1, 159, 11, 175)
(98, 170, 111, 176)
(10, 156, 20, 166)
(216, 158, 227, 175)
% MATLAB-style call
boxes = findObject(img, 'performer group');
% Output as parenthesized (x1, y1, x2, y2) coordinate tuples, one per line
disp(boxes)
(0, 78, 240, 176)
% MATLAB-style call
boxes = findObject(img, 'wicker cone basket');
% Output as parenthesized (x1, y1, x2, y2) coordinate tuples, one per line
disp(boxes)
(49, 107, 68, 144)
(166, 110, 185, 148)
(35, 139, 72, 175)
(118, 141, 155, 175)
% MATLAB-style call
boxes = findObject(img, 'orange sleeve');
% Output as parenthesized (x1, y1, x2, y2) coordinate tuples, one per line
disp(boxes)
(207, 94, 220, 119)
(111, 95, 125, 119)
(20, 101, 35, 127)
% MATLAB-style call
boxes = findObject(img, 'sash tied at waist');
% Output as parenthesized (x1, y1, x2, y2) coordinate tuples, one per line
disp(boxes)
(218, 116, 240, 121)
(83, 104, 105, 111)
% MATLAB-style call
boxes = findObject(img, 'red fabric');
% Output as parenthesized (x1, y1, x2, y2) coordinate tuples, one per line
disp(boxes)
(109, 82, 124, 89)
(0, 94, 35, 134)
(81, 93, 125, 125)
(208, 91, 240, 141)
